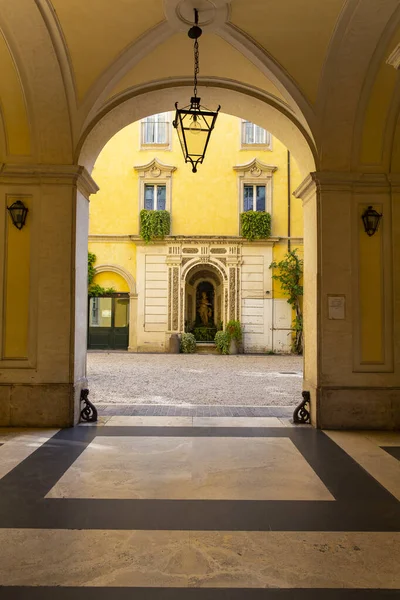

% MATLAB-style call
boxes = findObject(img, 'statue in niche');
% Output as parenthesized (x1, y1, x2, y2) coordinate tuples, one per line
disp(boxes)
(198, 292, 212, 326)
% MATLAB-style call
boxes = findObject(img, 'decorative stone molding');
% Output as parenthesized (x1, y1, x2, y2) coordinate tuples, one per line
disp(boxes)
(163, 0, 231, 34)
(133, 158, 177, 178)
(294, 172, 396, 201)
(0, 164, 99, 198)
(233, 158, 278, 177)
(134, 158, 177, 213)
(89, 234, 132, 243)
(234, 158, 277, 217)
(94, 264, 136, 294)
(387, 44, 400, 69)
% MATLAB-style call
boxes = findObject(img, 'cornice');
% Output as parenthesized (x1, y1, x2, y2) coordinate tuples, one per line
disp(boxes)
(0, 164, 99, 198)
(130, 235, 281, 246)
(294, 171, 398, 199)
(89, 234, 132, 243)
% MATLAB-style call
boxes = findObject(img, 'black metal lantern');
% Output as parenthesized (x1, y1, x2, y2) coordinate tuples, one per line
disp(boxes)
(361, 205, 382, 237)
(173, 9, 220, 173)
(7, 199, 28, 230)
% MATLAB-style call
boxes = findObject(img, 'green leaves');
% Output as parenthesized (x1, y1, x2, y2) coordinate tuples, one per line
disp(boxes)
(270, 249, 304, 354)
(180, 333, 197, 353)
(215, 320, 242, 354)
(215, 330, 230, 355)
(270, 249, 303, 307)
(240, 211, 271, 241)
(87, 253, 116, 297)
(140, 210, 170, 243)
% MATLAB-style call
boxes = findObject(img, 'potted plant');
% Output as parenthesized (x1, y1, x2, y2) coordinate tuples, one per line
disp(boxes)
(225, 320, 242, 355)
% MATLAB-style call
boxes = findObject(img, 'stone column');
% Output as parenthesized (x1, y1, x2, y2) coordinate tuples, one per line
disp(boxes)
(0, 164, 98, 427)
(294, 172, 400, 429)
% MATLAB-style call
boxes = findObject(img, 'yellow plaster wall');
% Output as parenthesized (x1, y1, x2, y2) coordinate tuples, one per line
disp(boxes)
(110, 34, 285, 102)
(92, 271, 130, 293)
(358, 206, 383, 363)
(3, 196, 31, 359)
(360, 28, 400, 165)
(230, 0, 346, 103)
(0, 31, 31, 156)
(88, 242, 137, 287)
(90, 112, 304, 309)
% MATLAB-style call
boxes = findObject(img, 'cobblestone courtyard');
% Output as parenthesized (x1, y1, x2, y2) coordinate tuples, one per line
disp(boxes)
(87, 352, 303, 407)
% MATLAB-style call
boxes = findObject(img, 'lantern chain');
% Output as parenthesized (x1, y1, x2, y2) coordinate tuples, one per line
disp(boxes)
(193, 37, 199, 99)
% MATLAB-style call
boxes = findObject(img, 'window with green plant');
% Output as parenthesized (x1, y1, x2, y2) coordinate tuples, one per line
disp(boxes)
(270, 249, 303, 354)
(88, 253, 116, 297)
(140, 209, 170, 243)
(240, 211, 271, 241)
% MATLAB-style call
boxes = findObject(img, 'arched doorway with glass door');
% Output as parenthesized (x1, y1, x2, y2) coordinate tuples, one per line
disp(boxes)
(88, 293, 129, 350)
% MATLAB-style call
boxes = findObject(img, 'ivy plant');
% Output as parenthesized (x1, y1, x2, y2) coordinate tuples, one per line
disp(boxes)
(270, 249, 303, 354)
(240, 211, 271, 242)
(87, 252, 116, 297)
(140, 209, 170, 243)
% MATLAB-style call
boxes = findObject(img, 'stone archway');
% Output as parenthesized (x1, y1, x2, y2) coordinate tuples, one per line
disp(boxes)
(184, 264, 225, 337)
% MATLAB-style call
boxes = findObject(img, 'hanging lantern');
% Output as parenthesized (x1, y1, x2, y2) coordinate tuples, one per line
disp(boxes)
(361, 205, 382, 237)
(173, 9, 220, 173)
(7, 199, 28, 230)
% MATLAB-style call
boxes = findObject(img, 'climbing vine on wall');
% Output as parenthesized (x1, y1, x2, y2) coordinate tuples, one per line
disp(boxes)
(269, 249, 303, 354)
(140, 210, 170, 243)
(240, 211, 271, 241)
(88, 252, 116, 297)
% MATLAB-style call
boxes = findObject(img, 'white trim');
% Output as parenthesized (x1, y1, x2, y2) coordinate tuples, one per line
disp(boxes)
(134, 158, 176, 214)
(95, 263, 136, 294)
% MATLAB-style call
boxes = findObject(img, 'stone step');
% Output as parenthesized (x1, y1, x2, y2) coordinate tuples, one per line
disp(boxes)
(196, 342, 218, 354)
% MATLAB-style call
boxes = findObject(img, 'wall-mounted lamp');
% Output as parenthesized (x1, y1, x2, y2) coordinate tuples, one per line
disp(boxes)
(361, 205, 382, 237)
(7, 200, 28, 230)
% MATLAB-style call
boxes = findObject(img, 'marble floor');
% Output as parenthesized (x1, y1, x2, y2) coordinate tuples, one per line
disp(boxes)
(0, 417, 399, 598)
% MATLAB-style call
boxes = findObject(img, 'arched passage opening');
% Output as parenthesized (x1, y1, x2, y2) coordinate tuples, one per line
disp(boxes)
(80, 84, 317, 419)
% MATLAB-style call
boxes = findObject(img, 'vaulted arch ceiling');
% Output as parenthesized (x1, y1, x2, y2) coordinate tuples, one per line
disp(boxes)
(0, 0, 399, 173)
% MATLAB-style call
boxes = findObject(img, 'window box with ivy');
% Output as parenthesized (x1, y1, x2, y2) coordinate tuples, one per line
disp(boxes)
(140, 209, 171, 243)
(240, 210, 272, 241)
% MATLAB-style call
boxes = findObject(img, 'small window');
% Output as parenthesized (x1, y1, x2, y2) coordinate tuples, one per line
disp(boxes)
(141, 113, 170, 146)
(243, 185, 266, 212)
(241, 121, 271, 148)
(144, 184, 167, 211)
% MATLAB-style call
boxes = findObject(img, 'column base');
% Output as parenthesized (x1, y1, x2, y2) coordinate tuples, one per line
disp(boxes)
(315, 387, 400, 430)
(0, 382, 85, 427)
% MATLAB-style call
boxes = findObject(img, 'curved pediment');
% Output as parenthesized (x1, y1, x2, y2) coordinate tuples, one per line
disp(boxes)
(133, 158, 177, 178)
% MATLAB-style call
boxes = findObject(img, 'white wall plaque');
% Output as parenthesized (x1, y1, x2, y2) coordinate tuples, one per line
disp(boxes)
(328, 295, 346, 320)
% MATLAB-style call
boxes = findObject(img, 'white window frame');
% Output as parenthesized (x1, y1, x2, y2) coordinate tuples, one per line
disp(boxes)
(241, 120, 272, 150)
(233, 158, 277, 233)
(134, 159, 177, 215)
(143, 183, 167, 211)
(243, 183, 268, 213)
(140, 112, 172, 149)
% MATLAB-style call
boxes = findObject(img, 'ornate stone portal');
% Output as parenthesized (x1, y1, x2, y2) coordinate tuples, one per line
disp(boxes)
(167, 241, 242, 333)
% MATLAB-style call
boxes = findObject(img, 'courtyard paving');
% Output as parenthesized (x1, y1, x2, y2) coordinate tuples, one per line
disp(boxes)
(87, 352, 303, 408)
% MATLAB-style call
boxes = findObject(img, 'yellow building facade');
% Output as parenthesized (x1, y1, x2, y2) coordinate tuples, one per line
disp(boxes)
(88, 113, 303, 354)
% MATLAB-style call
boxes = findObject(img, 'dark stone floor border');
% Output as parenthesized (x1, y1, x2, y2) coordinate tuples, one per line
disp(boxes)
(381, 446, 400, 461)
(0, 426, 398, 532)
(97, 404, 295, 418)
(1, 587, 399, 599)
